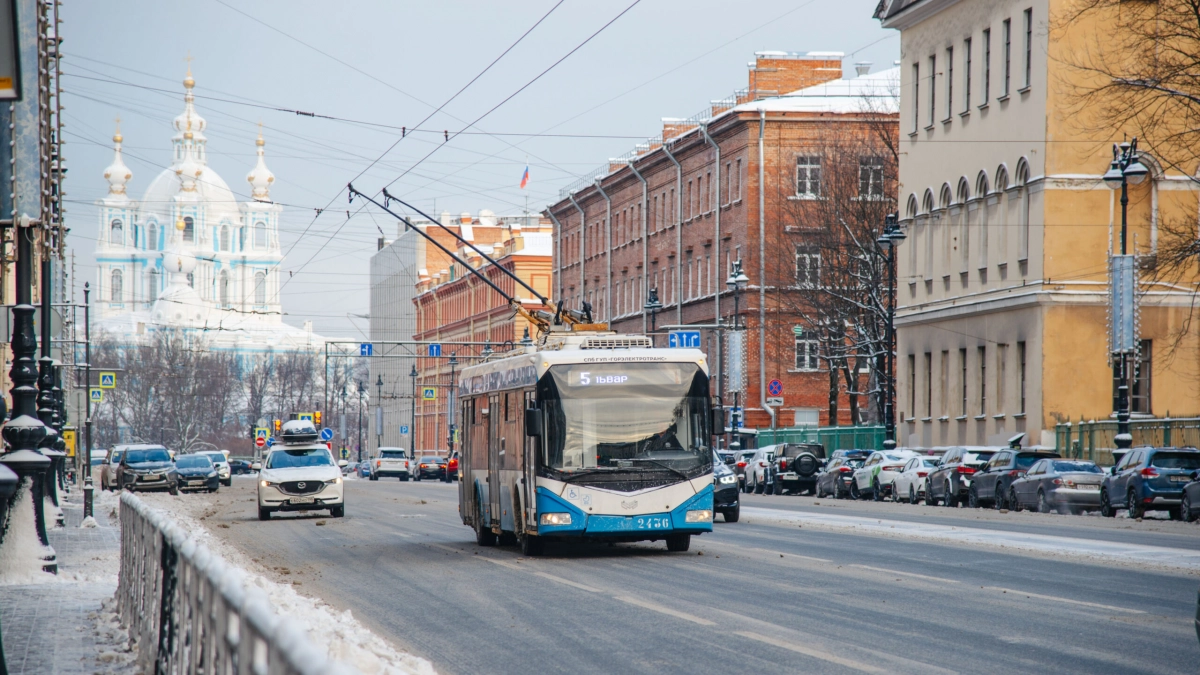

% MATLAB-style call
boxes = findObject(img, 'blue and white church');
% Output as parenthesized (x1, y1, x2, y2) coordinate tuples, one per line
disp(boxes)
(93, 68, 321, 354)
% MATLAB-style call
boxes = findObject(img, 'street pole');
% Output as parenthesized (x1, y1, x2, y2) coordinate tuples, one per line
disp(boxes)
(83, 284, 93, 519)
(409, 363, 418, 455)
(375, 374, 383, 457)
(447, 352, 458, 474)
(876, 214, 904, 451)
(644, 288, 662, 347)
(356, 381, 364, 461)
(38, 250, 63, 523)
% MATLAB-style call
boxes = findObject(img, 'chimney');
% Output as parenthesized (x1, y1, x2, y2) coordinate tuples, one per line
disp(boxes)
(377, 237, 386, 251)
(855, 62, 872, 77)
(748, 51, 844, 99)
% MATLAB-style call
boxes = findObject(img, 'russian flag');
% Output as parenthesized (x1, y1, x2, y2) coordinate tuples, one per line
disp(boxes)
(519, 165, 530, 189)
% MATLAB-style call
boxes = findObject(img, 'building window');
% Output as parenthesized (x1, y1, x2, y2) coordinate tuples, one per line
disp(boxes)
(928, 54, 936, 126)
(908, 354, 916, 421)
(1002, 18, 1012, 97)
(912, 62, 920, 133)
(940, 350, 950, 416)
(960, 348, 968, 416)
(1023, 8, 1033, 89)
(147, 223, 158, 251)
(1114, 340, 1153, 414)
(963, 38, 972, 111)
(109, 219, 123, 245)
(982, 28, 992, 102)
(925, 352, 933, 417)
(239, 226, 246, 251)
(254, 271, 267, 304)
(1017, 341, 1026, 414)
(254, 221, 267, 248)
(220, 225, 230, 252)
(148, 268, 159, 299)
(734, 159, 742, 200)
(183, 216, 195, 243)
(795, 247, 820, 288)
(859, 157, 885, 199)
(794, 330, 819, 371)
(978, 345, 987, 414)
(219, 271, 230, 306)
(186, 272, 194, 288)
(945, 46, 953, 120)
(110, 269, 123, 302)
(796, 156, 822, 198)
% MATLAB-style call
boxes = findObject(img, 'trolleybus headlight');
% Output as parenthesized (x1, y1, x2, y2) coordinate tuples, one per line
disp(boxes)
(540, 512, 573, 526)
(718, 475, 737, 485)
(685, 509, 713, 523)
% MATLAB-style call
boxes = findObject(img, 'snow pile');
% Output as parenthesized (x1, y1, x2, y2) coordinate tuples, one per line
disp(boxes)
(136, 495, 436, 675)
(44, 496, 64, 529)
(0, 480, 57, 585)
(88, 596, 139, 674)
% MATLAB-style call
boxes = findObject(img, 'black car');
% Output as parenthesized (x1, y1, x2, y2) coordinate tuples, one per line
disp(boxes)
(118, 446, 178, 495)
(712, 453, 740, 522)
(1182, 472, 1200, 522)
(175, 454, 220, 493)
(969, 449, 1060, 509)
(228, 459, 255, 475)
(414, 455, 446, 480)
(816, 455, 865, 499)
(925, 446, 998, 507)
(1101, 446, 1200, 519)
(769, 443, 826, 495)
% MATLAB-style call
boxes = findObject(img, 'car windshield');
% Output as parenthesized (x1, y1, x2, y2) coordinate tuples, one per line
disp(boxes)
(884, 454, 906, 462)
(420, 456, 441, 463)
(266, 448, 333, 469)
(920, 459, 938, 467)
(1016, 453, 1054, 469)
(1150, 452, 1200, 469)
(380, 450, 407, 459)
(110, 451, 123, 463)
(1052, 461, 1101, 473)
(540, 362, 711, 478)
(200, 452, 227, 464)
(125, 448, 170, 463)
(176, 455, 213, 469)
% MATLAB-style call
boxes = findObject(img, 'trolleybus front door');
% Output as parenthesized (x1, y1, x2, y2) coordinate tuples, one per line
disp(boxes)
(522, 389, 537, 532)
(488, 393, 501, 530)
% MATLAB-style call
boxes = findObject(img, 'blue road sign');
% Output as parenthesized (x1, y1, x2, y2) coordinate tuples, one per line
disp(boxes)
(320, 427, 334, 441)
(359, 343, 373, 356)
(428, 343, 442, 357)
(768, 379, 784, 397)
(266, 437, 275, 447)
(400, 425, 410, 435)
(668, 330, 702, 349)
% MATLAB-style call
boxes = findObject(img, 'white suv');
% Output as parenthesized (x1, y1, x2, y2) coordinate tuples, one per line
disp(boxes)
(370, 447, 411, 481)
(197, 451, 232, 486)
(257, 421, 345, 520)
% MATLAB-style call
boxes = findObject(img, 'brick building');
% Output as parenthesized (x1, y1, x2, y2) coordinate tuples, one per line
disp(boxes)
(545, 52, 899, 434)
(411, 213, 552, 453)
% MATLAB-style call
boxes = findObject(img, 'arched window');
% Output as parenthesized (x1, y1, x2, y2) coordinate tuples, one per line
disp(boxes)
(219, 271, 230, 306)
(1016, 158, 1031, 262)
(254, 271, 267, 305)
(976, 172, 991, 269)
(148, 268, 160, 299)
(109, 219, 123, 245)
(110, 269, 123, 302)
(957, 178, 971, 273)
(254, 221, 267, 248)
(147, 223, 158, 251)
(220, 225, 230, 252)
(183, 216, 195, 243)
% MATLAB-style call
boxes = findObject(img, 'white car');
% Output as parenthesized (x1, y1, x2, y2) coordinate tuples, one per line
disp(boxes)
(197, 450, 232, 486)
(851, 450, 919, 500)
(257, 421, 345, 520)
(891, 456, 940, 504)
(742, 447, 776, 494)
(370, 447, 411, 481)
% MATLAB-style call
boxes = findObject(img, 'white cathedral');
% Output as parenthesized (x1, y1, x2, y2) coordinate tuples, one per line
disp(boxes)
(93, 67, 322, 354)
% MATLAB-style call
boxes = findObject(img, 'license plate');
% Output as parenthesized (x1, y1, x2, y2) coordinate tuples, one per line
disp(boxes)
(632, 515, 671, 531)
(144, 474, 160, 481)
(290, 497, 316, 504)
(1078, 484, 1100, 491)
(189, 480, 203, 486)
(1170, 475, 1190, 483)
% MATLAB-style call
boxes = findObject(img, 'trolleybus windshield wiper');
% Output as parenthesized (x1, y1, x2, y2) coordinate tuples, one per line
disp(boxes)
(625, 457, 692, 482)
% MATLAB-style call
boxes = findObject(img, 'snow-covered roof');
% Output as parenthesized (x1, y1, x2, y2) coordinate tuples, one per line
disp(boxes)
(731, 66, 900, 115)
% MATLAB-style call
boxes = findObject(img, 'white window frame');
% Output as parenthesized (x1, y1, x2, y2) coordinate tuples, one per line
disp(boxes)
(795, 247, 821, 288)
(795, 155, 822, 199)
(794, 334, 820, 372)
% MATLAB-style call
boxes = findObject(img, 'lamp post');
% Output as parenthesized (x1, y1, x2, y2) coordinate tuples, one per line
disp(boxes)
(875, 213, 906, 451)
(1102, 138, 1149, 450)
(644, 288, 662, 346)
(725, 261, 749, 448)
(375, 374, 383, 456)
(83, 283, 94, 519)
(447, 352, 459, 467)
(409, 364, 418, 454)
(356, 380, 365, 461)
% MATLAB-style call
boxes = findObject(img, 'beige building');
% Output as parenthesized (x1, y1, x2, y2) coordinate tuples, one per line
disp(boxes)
(875, 0, 1200, 449)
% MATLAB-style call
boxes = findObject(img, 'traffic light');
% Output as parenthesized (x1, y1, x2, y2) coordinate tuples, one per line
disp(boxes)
(274, 419, 281, 433)
(314, 411, 322, 426)
(248, 424, 255, 440)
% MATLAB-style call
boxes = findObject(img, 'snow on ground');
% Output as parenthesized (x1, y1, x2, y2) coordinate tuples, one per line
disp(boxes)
(0, 481, 57, 585)
(136, 491, 436, 675)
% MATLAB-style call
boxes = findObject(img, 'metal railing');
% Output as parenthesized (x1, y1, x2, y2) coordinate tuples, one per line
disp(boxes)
(1054, 416, 1200, 465)
(756, 425, 886, 451)
(118, 492, 357, 675)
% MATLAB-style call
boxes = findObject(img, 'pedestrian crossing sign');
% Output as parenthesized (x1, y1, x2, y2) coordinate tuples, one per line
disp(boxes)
(255, 427, 269, 440)
(298, 413, 314, 423)
(89, 388, 103, 403)
(422, 387, 437, 400)
(99, 372, 116, 389)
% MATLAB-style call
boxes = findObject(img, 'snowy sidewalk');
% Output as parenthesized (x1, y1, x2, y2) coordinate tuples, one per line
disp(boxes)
(0, 488, 131, 675)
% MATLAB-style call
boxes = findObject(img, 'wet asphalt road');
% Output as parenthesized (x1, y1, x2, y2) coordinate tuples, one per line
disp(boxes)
(202, 478, 1199, 675)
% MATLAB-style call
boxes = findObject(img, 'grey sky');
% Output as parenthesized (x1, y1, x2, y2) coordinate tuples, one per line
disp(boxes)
(63, 0, 896, 338)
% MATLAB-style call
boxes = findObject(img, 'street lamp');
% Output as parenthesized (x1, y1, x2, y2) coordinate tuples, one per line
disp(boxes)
(356, 380, 365, 462)
(876, 213, 905, 450)
(375, 374, 383, 456)
(644, 287, 663, 346)
(447, 353, 459, 459)
(481, 341, 494, 359)
(725, 260, 750, 449)
(409, 364, 419, 455)
(1103, 137, 1148, 450)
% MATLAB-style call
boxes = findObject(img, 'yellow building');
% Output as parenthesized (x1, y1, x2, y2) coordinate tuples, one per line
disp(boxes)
(875, 0, 1200, 448)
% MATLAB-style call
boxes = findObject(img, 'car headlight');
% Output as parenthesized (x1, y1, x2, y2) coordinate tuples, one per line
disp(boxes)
(685, 510, 713, 523)
(325, 477, 342, 485)
(260, 479, 275, 488)
(540, 512, 572, 526)
(718, 475, 737, 485)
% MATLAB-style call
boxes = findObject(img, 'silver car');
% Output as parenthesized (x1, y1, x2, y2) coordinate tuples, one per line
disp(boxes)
(197, 451, 232, 486)
(101, 446, 127, 491)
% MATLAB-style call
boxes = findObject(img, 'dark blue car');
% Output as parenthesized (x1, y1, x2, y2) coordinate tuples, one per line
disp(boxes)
(175, 454, 220, 493)
(1100, 446, 1200, 519)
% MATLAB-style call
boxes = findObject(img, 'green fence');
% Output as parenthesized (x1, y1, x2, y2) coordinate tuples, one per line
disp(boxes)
(756, 425, 886, 451)
(1054, 417, 1200, 466)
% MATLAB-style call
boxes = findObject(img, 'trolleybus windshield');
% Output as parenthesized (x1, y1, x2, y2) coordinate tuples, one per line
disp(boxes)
(541, 362, 711, 480)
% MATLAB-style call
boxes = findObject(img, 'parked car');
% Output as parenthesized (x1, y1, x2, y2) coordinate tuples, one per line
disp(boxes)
(851, 450, 918, 501)
(371, 447, 412, 481)
(116, 445, 178, 495)
(357, 462, 372, 478)
(175, 454, 220, 493)
(257, 420, 345, 520)
(712, 452, 740, 522)
(816, 456, 864, 499)
(732, 450, 755, 489)
(196, 451, 232, 487)
(100, 447, 125, 491)
(742, 447, 776, 494)
(1009, 459, 1104, 514)
(445, 451, 460, 482)
(769, 443, 826, 495)
(892, 456, 939, 504)
(969, 449, 1061, 509)
(925, 446, 999, 507)
(716, 450, 738, 467)
(1182, 472, 1200, 522)
(1101, 447, 1200, 519)
(414, 455, 446, 481)
(228, 459, 254, 475)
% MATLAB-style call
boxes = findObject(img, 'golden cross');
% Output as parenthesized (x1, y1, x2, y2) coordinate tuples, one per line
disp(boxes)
(185, 52, 193, 71)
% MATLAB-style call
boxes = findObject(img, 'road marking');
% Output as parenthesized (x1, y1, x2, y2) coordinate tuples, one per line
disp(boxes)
(483, 557, 604, 593)
(613, 595, 715, 625)
(981, 586, 1145, 614)
(734, 631, 886, 673)
(851, 564, 960, 583)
